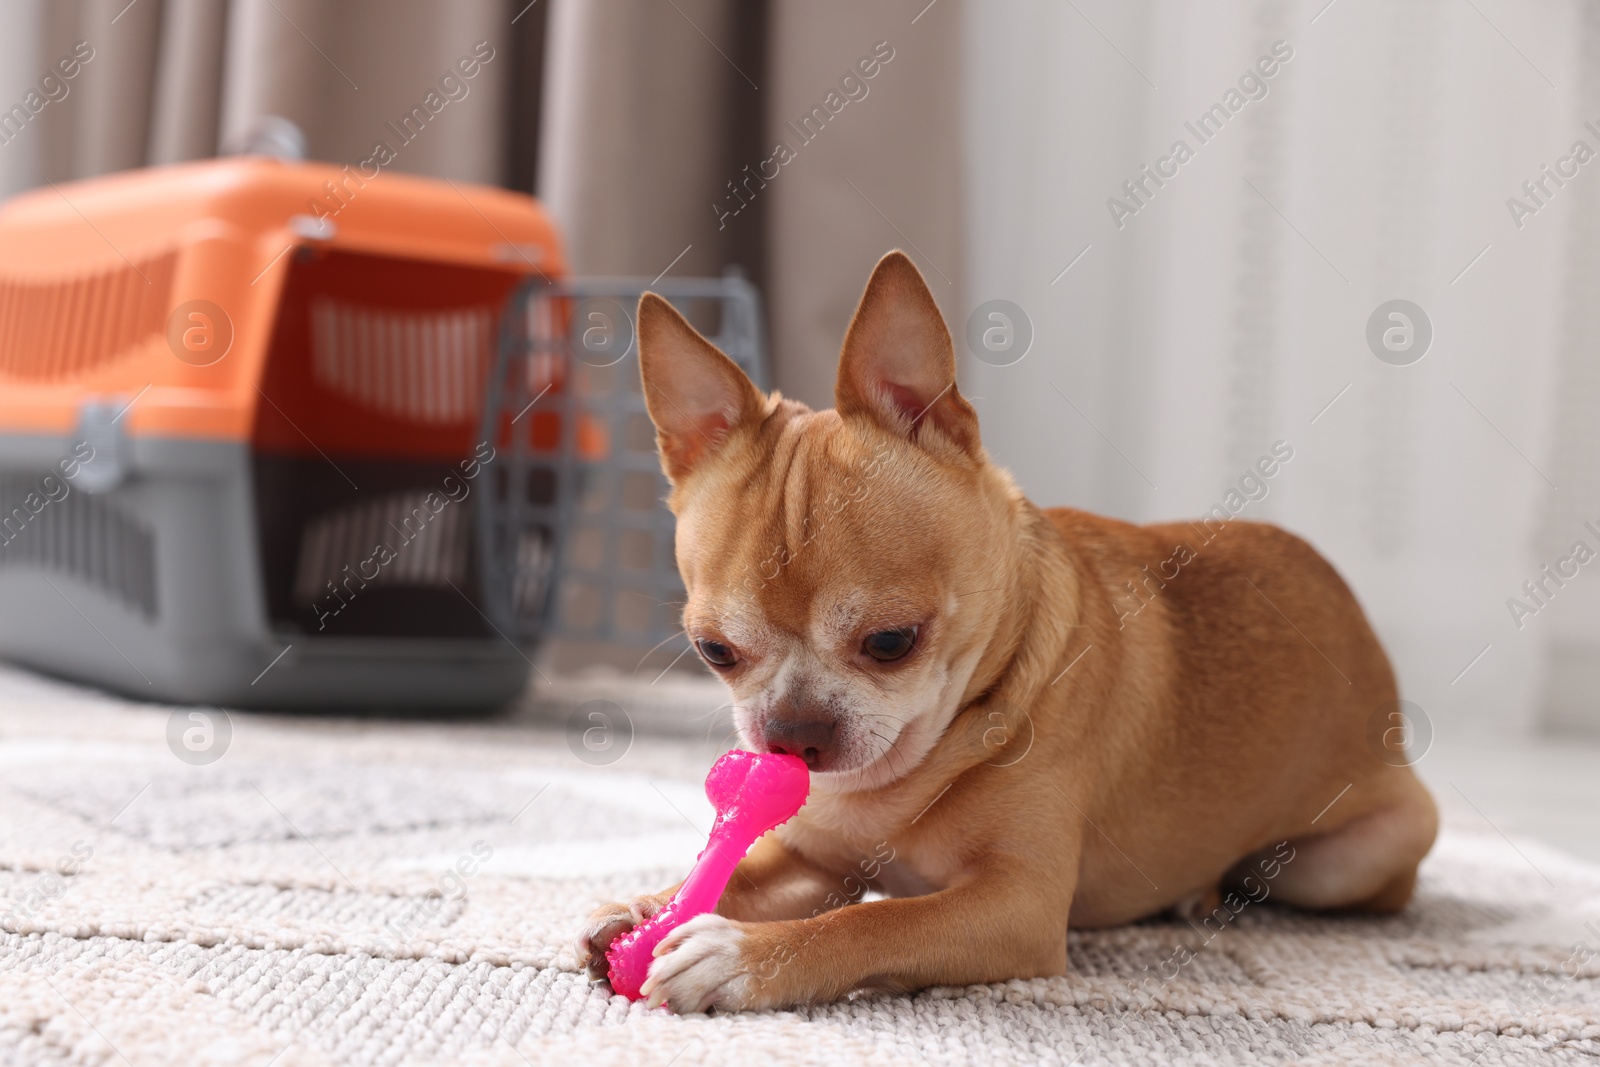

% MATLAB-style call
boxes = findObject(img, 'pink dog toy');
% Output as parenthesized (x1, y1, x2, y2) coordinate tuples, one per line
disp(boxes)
(605, 750, 810, 1000)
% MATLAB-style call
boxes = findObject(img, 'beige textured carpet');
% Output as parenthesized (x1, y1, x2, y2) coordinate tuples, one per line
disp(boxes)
(1, 664, 1598, 1066)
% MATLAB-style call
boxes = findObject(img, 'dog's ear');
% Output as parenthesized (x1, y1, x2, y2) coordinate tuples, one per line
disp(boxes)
(835, 251, 980, 458)
(637, 293, 765, 483)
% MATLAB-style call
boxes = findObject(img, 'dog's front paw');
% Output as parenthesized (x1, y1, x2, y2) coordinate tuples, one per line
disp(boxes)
(577, 893, 670, 981)
(640, 913, 761, 1013)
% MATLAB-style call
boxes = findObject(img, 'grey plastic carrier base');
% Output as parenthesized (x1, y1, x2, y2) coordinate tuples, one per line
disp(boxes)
(0, 433, 529, 711)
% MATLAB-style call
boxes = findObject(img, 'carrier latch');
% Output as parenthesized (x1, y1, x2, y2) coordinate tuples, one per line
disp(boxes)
(73, 399, 132, 494)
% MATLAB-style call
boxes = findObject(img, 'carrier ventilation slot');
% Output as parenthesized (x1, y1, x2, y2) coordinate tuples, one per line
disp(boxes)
(0, 474, 157, 617)
(292, 490, 471, 606)
(309, 298, 496, 425)
(0, 251, 177, 380)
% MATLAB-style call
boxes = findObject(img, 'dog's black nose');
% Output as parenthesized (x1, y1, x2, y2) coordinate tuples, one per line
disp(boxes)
(762, 716, 836, 770)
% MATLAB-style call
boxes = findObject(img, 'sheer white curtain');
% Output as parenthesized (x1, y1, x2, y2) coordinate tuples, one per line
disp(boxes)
(964, 0, 1588, 740)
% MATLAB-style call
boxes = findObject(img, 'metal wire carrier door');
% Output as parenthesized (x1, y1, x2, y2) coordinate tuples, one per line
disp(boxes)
(476, 272, 768, 651)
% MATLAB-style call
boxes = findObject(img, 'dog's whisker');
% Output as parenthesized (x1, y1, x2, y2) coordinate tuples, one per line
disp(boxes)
(865, 724, 911, 782)
(632, 629, 690, 674)
(694, 702, 740, 722)
(857, 710, 918, 781)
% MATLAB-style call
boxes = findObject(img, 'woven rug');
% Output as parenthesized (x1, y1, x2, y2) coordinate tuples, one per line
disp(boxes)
(1, 664, 1598, 1066)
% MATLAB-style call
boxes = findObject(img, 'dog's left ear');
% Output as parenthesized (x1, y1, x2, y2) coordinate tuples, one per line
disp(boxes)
(638, 293, 766, 484)
(835, 250, 980, 459)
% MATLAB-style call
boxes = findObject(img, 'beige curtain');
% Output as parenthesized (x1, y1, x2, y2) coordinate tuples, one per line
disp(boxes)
(538, 0, 964, 408)
(219, 0, 509, 181)
(147, 0, 230, 165)
(537, 0, 764, 282)
(763, 1, 963, 406)
(0, 0, 520, 196)
(0, 0, 168, 190)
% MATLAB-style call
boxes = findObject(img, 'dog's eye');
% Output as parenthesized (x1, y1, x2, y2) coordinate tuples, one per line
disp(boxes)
(863, 627, 917, 662)
(696, 639, 737, 668)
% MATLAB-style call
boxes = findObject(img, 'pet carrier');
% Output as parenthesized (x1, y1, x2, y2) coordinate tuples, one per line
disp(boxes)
(0, 159, 769, 710)
(0, 158, 575, 709)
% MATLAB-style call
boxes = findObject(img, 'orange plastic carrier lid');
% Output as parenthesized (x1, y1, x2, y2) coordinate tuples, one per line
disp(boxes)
(0, 158, 564, 443)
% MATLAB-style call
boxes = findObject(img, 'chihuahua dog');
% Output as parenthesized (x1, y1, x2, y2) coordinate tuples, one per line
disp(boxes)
(576, 251, 1438, 1012)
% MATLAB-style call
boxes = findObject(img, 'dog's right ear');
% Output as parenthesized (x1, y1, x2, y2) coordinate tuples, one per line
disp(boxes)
(637, 293, 765, 484)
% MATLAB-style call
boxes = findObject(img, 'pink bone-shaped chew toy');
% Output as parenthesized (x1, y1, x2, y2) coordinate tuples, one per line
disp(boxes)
(605, 750, 810, 1000)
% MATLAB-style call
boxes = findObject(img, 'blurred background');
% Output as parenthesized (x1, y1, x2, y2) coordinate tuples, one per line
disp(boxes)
(0, 1, 1594, 848)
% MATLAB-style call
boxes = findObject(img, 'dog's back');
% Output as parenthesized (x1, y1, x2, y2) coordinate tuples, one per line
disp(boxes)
(1042, 507, 1436, 926)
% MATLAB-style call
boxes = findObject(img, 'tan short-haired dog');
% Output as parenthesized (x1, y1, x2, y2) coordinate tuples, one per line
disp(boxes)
(576, 251, 1438, 1012)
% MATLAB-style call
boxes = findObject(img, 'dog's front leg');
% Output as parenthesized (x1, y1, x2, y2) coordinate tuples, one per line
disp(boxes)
(640, 855, 1073, 1012)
